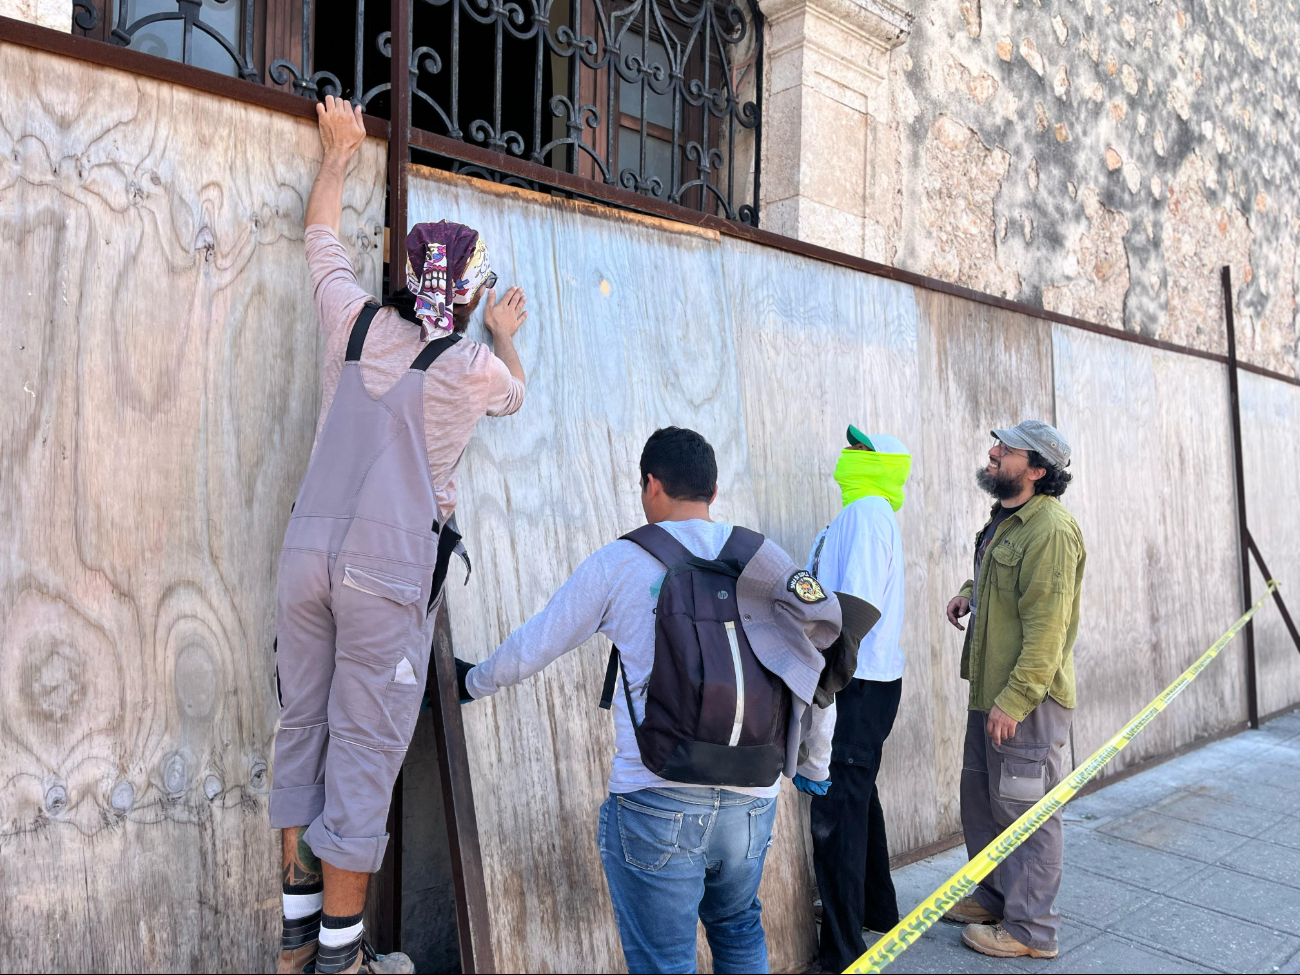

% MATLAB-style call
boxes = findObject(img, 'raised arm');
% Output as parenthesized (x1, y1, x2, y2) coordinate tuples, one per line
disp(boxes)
(305, 96, 367, 237)
(483, 286, 528, 387)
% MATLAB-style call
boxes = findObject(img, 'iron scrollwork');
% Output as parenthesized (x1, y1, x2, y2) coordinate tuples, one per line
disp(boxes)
(389, 0, 763, 224)
(77, 0, 762, 225)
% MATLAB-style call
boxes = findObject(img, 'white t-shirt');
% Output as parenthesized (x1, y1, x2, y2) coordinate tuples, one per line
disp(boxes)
(807, 496, 906, 682)
(466, 519, 782, 797)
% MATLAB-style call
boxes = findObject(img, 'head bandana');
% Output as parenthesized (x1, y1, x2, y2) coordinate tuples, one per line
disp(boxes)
(404, 221, 494, 339)
(833, 434, 912, 512)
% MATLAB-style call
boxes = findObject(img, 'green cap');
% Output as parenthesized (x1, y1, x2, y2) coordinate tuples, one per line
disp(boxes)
(846, 425, 875, 450)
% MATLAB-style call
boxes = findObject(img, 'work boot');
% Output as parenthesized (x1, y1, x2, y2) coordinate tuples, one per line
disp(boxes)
(941, 894, 1000, 925)
(278, 912, 320, 974)
(961, 923, 1058, 959)
(315, 939, 414, 974)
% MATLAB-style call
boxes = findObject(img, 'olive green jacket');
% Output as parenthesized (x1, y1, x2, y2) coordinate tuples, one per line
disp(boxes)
(958, 494, 1085, 721)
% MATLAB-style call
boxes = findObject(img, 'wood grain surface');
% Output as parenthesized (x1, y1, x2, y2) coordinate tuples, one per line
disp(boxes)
(1052, 325, 1247, 769)
(913, 291, 1058, 834)
(724, 237, 932, 951)
(0, 43, 386, 972)
(408, 163, 1300, 974)
(1239, 372, 1300, 716)
(409, 166, 777, 974)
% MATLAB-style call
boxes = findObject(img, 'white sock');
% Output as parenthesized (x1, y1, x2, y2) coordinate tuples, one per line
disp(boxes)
(318, 919, 364, 948)
(282, 890, 323, 920)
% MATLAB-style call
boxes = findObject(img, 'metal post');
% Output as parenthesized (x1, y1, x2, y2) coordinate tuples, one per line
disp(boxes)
(382, 0, 412, 948)
(387, 0, 411, 287)
(1246, 529, 1300, 656)
(1223, 265, 1259, 730)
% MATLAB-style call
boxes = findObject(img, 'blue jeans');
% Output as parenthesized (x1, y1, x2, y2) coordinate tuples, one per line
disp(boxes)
(598, 787, 778, 974)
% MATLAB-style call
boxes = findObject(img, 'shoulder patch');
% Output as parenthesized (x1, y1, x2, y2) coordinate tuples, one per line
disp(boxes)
(787, 569, 827, 604)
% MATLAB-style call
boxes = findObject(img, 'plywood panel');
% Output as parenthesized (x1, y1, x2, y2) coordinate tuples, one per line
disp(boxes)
(1052, 326, 1245, 771)
(914, 291, 1057, 839)
(1239, 372, 1300, 717)
(722, 240, 941, 865)
(408, 168, 806, 973)
(0, 42, 387, 972)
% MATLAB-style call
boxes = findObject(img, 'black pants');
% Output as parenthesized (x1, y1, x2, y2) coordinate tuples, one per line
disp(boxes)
(810, 677, 903, 972)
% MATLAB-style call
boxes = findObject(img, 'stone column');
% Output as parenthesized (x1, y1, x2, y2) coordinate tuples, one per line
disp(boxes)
(0, 0, 73, 31)
(758, 0, 910, 256)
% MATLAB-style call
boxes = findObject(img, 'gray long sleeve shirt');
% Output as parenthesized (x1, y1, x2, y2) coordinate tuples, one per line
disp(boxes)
(466, 519, 842, 795)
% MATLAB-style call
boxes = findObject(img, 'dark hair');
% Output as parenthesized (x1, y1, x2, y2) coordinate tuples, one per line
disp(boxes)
(1029, 450, 1073, 497)
(382, 288, 473, 334)
(640, 427, 718, 502)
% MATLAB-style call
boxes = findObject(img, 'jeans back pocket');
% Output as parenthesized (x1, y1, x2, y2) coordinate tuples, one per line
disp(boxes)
(616, 796, 683, 870)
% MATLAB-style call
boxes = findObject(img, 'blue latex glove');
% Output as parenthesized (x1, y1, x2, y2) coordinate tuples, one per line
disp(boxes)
(793, 773, 831, 796)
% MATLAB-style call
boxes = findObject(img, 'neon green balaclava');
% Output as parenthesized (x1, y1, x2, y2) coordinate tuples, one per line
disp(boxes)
(833, 435, 912, 511)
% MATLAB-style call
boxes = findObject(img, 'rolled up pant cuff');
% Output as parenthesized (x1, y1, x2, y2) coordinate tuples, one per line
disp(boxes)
(270, 784, 327, 828)
(303, 819, 390, 874)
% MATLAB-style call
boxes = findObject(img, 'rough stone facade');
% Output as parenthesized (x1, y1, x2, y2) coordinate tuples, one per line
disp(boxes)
(760, 0, 1300, 375)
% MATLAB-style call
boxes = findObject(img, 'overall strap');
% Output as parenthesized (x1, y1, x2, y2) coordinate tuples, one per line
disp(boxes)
(620, 523, 694, 567)
(344, 303, 382, 361)
(718, 526, 765, 569)
(411, 332, 462, 371)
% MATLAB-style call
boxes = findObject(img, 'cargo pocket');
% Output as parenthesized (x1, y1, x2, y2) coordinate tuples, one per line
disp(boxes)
(616, 796, 682, 870)
(342, 564, 423, 606)
(998, 757, 1046, 803)
(384, 656, 421, 743)
(747, 797, 777, 858)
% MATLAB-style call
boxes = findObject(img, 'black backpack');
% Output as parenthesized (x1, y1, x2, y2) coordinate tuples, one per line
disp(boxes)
(598, 524, 791, 787)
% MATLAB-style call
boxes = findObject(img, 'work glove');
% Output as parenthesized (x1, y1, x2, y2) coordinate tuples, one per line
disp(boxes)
(455, 658, 475, 704)
(792, 773, 831, 796)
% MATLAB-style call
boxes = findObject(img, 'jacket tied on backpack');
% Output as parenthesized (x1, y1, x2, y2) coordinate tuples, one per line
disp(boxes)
(602, 524, 844, 787)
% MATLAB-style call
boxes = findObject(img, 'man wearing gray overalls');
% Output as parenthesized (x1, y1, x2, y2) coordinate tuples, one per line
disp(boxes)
(268, 97, 530, 975)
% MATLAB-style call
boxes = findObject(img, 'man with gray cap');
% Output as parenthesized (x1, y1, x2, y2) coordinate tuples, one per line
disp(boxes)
(941, 420, 1085, 960)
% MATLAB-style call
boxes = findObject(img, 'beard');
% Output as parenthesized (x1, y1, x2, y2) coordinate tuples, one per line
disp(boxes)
(975, 464, 1026, 501)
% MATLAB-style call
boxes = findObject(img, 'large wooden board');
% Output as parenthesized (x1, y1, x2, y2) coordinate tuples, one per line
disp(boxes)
(723, 238, 932, 949)
(1051, 326, 1246, 769)
(0, 43, 386, 972)
(913, 292, 1058, 834)
(1239, 372, 1300, 717)
(408, 168, 786, 973)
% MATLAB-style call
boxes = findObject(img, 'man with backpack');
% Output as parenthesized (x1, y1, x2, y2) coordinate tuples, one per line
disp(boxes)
(458, 427, 843, 973)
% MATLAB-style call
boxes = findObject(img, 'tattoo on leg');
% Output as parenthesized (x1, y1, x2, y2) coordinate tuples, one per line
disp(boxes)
(284, 832, 323, 889)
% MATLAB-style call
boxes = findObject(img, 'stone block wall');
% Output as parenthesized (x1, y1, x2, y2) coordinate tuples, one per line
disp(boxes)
(759, 0, 1299, 375)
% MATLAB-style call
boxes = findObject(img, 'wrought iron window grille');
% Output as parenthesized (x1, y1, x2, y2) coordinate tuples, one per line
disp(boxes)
(70, 0, 763, 225)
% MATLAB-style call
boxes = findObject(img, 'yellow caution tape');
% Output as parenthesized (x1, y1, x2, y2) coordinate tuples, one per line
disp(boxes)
(844, 580, 1280, 974)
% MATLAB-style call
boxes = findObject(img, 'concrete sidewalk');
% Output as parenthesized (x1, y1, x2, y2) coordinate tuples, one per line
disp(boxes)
(882, 709, 1300, 974)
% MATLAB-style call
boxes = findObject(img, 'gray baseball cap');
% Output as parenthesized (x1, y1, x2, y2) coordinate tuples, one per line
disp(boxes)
(991, 420, 1072, 468)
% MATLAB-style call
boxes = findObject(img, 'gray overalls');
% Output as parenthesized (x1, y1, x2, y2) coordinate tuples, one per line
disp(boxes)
(269, 305, 462, 873)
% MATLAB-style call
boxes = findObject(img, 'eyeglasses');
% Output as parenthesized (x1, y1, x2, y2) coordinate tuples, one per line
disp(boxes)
(991, 440, 1028, 458)
(483, 271, 498, 292)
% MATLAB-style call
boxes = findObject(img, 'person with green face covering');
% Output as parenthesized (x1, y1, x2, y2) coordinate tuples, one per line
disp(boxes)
(804, 425, 911, 973)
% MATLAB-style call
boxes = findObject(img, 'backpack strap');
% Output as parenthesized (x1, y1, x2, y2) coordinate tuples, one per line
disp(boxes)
(718, 526, 764, 569)
(345, 303, 382, 361)
(595, 645, 642, 731)
(598, 524, 695, 712)
(411, 332, 462, 371)
(620, 523, 694, 567)
(599, 646, 621, 710)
